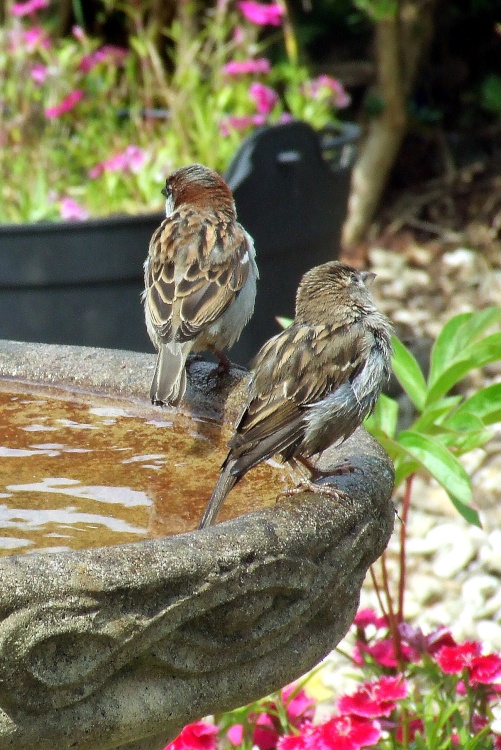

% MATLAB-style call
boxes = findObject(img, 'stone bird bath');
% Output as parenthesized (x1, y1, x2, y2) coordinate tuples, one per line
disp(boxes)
(0, 340, 395, 750)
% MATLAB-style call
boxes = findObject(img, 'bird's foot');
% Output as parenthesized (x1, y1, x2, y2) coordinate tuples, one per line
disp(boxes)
(206, 350, 232, 382)
(277, 480, 348, 502)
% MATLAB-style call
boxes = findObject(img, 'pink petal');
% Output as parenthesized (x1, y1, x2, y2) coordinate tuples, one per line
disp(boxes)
(59, 198, 89, 221)
(45, 89, 83, 118)
(238, 1, 283, 26)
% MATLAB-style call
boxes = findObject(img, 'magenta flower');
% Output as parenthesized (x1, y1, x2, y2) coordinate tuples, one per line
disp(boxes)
(337, 676, 407, 719)
(279, 716, 381, 750)
(354, 637, 419, 668)
(219, 114, 266, 136)
(11, 0, 48, 17)
(78, 44, 128, 73)
(21, 26, 50, 51)
(436, 642, 501, 685)
(238, 1, 283, 26)
(249, 82, 278, 114)
(223, 58, 271, 76)
(59, 198, 89, 221)
(227, 724, 244, 746)
(45, 90, 83, 118)
(305, 75, 351, 109)
(89, 146, 147, 178)
(353, 608, 388, 630)
(164, 720, 218, 750)
(398, 622, 456, 656)
(30, 63, 48, 85)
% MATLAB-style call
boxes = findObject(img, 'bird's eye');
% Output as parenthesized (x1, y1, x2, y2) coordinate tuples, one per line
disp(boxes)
(161, 183, 172, 199)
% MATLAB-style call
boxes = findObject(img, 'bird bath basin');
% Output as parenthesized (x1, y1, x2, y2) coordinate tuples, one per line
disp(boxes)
(0, 340, 395, 750)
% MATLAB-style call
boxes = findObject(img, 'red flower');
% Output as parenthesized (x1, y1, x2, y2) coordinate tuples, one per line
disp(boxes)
(354, 638, 419, 668)
(45, 89, 83, 118)
(353, 609, 388, 629)
(164, 720, 218, 750)
(337, 676, 407, 719)
(316, 715, 381, 749)
(436, 641, 501, 686)
(238, 1, 283, 26)
(278, 716, 381, 750)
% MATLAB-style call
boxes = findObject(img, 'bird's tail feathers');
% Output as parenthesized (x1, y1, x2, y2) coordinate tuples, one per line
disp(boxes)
(150, 342, 188, 407)
(198, 463, 238, 529)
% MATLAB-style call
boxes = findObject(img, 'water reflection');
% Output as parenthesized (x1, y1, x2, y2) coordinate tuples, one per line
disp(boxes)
(0, 383, 293, 555)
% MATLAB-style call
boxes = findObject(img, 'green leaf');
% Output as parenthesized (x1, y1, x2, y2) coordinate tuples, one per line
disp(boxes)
(426, 332, 501, 404)
(365, 393, 399, 438)
(460, 306, 501, 345)
(398, 430, 472, 504)
(412, 396, 462, 432)
(448, 382, 501, 428)
(394, 456, 421, 487)
(449, 496, 482, 527)
(428, 312, 474, 386)
(391, 336, 427, 411)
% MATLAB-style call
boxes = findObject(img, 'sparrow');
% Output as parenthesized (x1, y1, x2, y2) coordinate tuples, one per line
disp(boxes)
(143, 163, 258, 406)
(198, 260, 393, 528)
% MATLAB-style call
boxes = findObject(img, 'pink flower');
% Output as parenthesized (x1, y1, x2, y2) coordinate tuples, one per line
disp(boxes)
(279, 716, 381, 750)
(223, 58, 271, 75)
(72, 25, 85, 41)
(337, 676, 407, 719)
(30, 63, 48, 84)
(89, 145, 147, 178)
(249, 82, 278, 114)
(305, 75, 351, 109)
(353, 609, 388, 630)
(78, 44, 128, 73)
(219, 114, 266, 136)
(436, 642, 501, 686)
(11, 0, 48, 16)
(164, 720, 218, 750)
(238, 1, 283, 26)
(227, 724, 244, 745)
(22, 26, 50, 51)
(354, 638, 419, 668)
(59, 198, 89, 221)
(398, 622, 456, 656)
(250, 686, 315, 750)
(316, 715, 381, 749)
(45, 89, 83, 118)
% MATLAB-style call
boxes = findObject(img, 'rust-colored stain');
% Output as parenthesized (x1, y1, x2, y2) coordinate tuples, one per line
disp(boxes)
(0, 382, 294, 555)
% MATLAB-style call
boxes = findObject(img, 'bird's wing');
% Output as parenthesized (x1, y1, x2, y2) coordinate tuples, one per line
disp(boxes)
(145, 213, 252, 344)
(227, 321, 369, 474)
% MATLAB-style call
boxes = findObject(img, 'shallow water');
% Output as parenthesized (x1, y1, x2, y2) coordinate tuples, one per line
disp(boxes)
(0, 382, 293, 556)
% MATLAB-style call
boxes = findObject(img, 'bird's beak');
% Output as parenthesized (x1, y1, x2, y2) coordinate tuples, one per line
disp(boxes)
(360, 271, 376, 286)
(161, 186, 168, 198)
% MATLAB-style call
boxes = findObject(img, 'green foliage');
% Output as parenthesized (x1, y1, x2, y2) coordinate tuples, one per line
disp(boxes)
(480, 73, 501, 116)
(366, 307, 501, 527)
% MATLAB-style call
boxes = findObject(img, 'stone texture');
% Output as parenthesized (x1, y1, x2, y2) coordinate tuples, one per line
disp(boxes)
(0, 340, 395, 750)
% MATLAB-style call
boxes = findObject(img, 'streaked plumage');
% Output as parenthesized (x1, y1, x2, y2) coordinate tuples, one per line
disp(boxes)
(143, 163, 258, 406)
(199, 260, 393, 528)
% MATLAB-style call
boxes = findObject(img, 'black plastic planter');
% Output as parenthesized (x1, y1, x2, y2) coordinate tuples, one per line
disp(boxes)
(0, 121, 359, 358)
(0, 212, 162, 351)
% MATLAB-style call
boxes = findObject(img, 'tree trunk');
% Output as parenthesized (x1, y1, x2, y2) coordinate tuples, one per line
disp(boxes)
(342, 0, 438, 249)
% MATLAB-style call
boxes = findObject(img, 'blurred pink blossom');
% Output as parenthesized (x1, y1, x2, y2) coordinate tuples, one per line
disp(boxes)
(238, 1, 283, 26)
(249, 81, 278, 114)
(59, 198, 89, 221)
(45, 89, 83, 118)
(11, 0, 48, 17)
(72, 25, 86, 41)
(219, 113, 265, 136)
(306, 74, 351, 109)
(232, 26, 246, 44)
(89, 145, 147, 178)
(223, 58, 271, 75)
(13, 25, 50, 51)
(30, 63, 48, 84)
(78, 44, 128, 73)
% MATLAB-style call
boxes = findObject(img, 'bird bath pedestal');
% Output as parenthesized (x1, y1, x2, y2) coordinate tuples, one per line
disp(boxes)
(0, 340, 395, 750)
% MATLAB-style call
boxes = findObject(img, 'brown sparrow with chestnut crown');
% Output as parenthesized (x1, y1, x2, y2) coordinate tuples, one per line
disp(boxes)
(143, 163, 258, 406)
(198, 260, 393, 528)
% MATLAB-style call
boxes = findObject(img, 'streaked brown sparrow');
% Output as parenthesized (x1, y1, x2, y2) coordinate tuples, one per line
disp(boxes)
(199, 260, 393, 528)
(143, 163, 258, 406)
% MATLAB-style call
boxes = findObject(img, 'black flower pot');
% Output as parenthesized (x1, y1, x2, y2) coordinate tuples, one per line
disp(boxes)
(226, 120, 359, 365)
(0, 212, 162, 351)
(0, 121, 358, 357)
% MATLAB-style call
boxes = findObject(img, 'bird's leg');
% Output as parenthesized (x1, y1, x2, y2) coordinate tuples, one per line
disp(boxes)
(295, 454, 358, 480)
(212, 348, 232, 376)
(278, 456, 350, 501)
